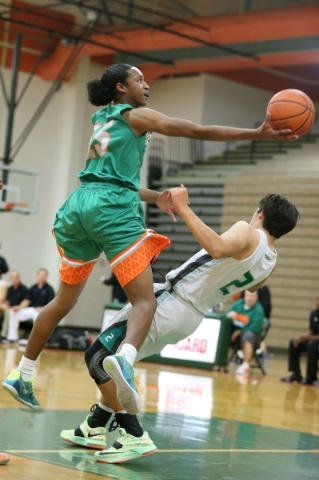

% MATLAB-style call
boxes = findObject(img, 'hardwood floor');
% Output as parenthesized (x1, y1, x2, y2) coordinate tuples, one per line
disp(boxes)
(0, 344, 318, 479)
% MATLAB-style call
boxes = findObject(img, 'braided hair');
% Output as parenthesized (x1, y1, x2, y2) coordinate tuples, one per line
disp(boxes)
(87, 63, 133, 106)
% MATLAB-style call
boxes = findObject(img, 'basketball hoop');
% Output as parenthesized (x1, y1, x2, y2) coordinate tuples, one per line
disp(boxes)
(0, 165, 39, 214)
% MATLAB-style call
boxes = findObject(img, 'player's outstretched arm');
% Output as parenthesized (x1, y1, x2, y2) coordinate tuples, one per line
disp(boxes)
(139, 187, 176, 222)
(170, 185, 254, 258)
(126, 108, 298, 142)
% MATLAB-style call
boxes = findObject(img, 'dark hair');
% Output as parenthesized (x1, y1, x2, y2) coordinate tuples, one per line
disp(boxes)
(87, 63, 133, 107)
(258, 194, 300, 239)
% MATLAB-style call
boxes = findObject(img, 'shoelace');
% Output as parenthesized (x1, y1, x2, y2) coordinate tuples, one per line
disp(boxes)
(108, 418, 119, 432)
(89, 404, 120, 432)
(25, 378, 37, 399)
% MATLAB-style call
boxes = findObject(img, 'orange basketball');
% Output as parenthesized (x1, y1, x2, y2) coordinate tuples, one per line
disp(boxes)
(266, 89, 315, 136)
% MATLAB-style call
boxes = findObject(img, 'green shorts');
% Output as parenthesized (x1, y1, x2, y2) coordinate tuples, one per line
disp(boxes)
(53, 183, 170, 287)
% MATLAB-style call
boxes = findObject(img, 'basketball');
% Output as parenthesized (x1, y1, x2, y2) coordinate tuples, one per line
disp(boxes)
(266, 89, 315, 136)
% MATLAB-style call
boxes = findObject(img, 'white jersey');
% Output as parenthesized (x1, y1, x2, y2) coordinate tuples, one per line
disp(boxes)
(100, 229, 277, 360)
(166, 229, 277, 314)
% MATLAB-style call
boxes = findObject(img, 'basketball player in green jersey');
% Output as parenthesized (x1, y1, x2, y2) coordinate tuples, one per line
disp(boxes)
(2, 63, 298, 415)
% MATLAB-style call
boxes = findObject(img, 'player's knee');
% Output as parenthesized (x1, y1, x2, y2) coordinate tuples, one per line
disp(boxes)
(136, 299, 156, 323)
(129, 296, 156, 318)
(84, 342, 94, 369)
(85, 340, 111, 385)
(144, 296, 157, 317)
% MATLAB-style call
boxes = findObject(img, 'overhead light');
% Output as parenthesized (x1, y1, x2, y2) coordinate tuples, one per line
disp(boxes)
(86, 10, 98, 23)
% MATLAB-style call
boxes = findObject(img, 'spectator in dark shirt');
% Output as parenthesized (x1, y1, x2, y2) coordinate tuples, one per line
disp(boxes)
(100, 273, 127, 304)
(257, 285, 272, 321)
(7, 268, 55, 342)
(281, 293, 319, 385)
(0, 243, 9, 276)
(0, 271, 29, 339)
(7, 271, 29, 306)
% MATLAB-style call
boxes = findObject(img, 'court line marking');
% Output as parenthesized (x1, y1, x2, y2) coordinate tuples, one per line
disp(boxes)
(159, 449, 319, 453)
(7, 449, 319, 454)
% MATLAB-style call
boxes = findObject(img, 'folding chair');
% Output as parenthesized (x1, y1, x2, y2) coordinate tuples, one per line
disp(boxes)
(250, 318, 271, 375)
(226, 318, 271, 375)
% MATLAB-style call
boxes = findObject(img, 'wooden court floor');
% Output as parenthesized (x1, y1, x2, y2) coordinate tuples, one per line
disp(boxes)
(0, 344, 318, 480)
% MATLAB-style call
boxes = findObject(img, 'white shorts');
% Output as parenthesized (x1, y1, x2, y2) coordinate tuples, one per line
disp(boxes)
(98, 284, 204, 360)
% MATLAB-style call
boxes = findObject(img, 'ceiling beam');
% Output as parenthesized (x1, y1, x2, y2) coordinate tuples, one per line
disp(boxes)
(138, 50, 319, 85)
(33, 5, 319, 81)
(60, 0, 258, 59)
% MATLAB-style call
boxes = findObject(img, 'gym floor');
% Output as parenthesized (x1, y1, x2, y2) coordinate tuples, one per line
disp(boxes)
(0, 345, 318, 480)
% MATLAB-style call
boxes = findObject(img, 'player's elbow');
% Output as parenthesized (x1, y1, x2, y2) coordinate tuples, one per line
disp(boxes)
(208, 247, 226, 259)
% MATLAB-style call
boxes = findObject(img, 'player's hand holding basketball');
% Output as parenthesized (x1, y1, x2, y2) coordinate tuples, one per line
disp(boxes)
(258, 113, 298, 141)
(170, 184, 190, 216)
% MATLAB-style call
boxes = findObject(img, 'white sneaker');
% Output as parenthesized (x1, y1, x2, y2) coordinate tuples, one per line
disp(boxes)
(94, 428, 157, 464)
(236, 363, 250, 375)
(60, 415, 107, 449)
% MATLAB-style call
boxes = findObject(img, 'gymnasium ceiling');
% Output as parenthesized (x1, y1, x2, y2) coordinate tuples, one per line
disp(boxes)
(1, 0, 319, 101)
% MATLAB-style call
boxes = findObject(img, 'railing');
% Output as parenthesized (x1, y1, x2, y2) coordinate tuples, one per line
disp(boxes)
(148, 136, 204, 178)
(147, 127, 318, 180)
(222, 124, 317, 164)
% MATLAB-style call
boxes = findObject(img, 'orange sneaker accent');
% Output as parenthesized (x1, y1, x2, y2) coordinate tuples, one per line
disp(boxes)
(0, 453, 9, 465)
(112, 231, 170, 288)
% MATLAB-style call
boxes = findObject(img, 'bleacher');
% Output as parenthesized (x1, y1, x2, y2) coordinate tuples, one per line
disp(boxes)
(147, 133, 319, 349)
(221, 135, 319, 349)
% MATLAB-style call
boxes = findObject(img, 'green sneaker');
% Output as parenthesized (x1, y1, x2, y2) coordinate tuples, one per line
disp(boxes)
(103, 354, 140, 415)
(94, 428, 157, 464)
(2, 369, 39, 409)
(60, 415, 107, 450)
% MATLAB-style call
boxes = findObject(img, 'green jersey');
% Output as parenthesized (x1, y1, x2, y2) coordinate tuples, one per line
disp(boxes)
(78, 103, 151, 190)
(227, 298, 264, 336)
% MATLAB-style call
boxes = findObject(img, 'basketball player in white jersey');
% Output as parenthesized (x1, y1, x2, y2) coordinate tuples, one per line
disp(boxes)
(60, 189, 299, 464)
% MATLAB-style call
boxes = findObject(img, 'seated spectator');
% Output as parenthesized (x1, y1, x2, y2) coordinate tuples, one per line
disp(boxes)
(281, 293, 319, 385)
(0, 270, 29, 340)
(227, 290, 265, 375)
(0, 272, 8, 333)
(100, 272, 127, 304)
(0, 273, 8, 305)
(7, 268, 55, 342)
(231, 286, 271, 319)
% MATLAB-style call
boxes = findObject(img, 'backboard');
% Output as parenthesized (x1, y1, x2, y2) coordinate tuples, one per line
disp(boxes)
(0, 164, 40, 214)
